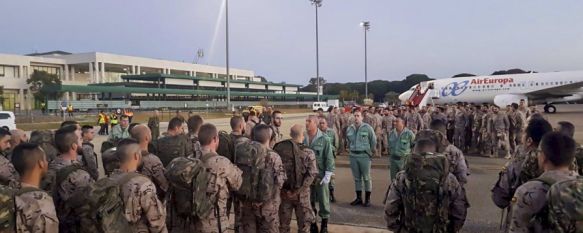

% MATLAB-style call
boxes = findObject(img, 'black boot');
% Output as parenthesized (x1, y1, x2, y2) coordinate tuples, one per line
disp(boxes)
(320, 219, 328, 233)
(363, 191, 371, 207)
(329, 188, 336, 203)
(350, 191, 363, 206)
(310, 223, 319, 233)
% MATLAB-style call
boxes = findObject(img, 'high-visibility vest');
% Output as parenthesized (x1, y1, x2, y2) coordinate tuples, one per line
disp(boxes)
(110, 114, 119, 124)
(98, 114, 106, 124)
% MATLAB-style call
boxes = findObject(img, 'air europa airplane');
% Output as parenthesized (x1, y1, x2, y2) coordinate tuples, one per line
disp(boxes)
(398, 70, 583, 113)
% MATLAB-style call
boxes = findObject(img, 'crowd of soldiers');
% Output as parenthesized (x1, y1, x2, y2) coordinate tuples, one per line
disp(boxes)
(0, 100, 581, 233)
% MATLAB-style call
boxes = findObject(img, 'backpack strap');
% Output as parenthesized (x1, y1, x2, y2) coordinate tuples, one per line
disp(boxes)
(15, 186, 42, 196)
(116, 172, 143, 188)
(55, 164, 85, 188)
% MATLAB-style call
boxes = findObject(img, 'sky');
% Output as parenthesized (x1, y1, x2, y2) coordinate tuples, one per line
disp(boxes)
(2, 1, 583, 85)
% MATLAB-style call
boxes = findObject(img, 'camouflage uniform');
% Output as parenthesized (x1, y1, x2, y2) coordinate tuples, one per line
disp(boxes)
(157, 134, 194, 166)
(48, 156, 95, 232)
(431, 111, 447, 125)
(139, 151, 169, 201)
(421, 111, 432, 130)
(80, 141, 99, 180)
(405, 111, 424, 134)
(384, 171, 467, 232)
(509, 170, 578, 232)
(453, 109, 468, 150)
(471, 110, 484, 150)
(15, 183, 59, 233)
(189, 134, 203, 159)
(0, 152, 19, 186)
(373, 113, 384, 158)
(110, 170, 168, 233)
(382, 114, 397, 156)
(446, 107, 456, 142)
(271, 125, 283, 144)
(148, 116, 161, 140)
(508, 110, 524, 155)
(490, 112, 511, 158)
(279, 146, 318, 233)
(481, 110, 494, 155)
(239, 149, 286, 233)
(195, 152, 243, 233)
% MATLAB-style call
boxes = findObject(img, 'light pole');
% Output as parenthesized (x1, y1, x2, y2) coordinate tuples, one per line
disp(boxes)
(310, 0, 322, 102)
(225, 0, 231, 110)
(360, 21, 370, 99)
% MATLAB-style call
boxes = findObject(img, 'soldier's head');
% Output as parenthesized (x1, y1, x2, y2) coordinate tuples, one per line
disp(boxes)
(119, 115, 130, 128)
(524, 118, 553, 148)
(394, 117, 405, 131)
(317, 108, 324, 117)
(11, 143, 48, 179)
(538, 132, 576, 172)
(117, 138, 142, 172)
(290, 124, 305, 144)
(81, 125, 95, 142)
(556, 121, 575, 138)
(492, 106, 500, 113)
(199, 123, 219, 152)
(130, 124, 151, 144)
(167, 117, 186, 136)
(252, 124, 273, 146)
(305, 115, 319, 133)
(0, 128, 12, 153)
(272, 111, 283, 127)
(55, 125, 82, 158)
(414, 139, 437, 154)
(187, 115, 204, 135)
(429, 119, 447, 135)
(9, 129, 27, 148)
(353, 110, 363, 125)
(230, 116, 246, 134)
(511, 103, 519, 111)
(318, 116, 328, 131)
(61, 120, 82, 141)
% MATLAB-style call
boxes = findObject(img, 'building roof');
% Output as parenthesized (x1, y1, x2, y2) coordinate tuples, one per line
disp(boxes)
(121, 73, 302, 87)
(25, 50, 72, 56)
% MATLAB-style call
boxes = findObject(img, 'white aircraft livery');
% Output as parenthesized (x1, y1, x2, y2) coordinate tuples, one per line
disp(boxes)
(398, 70, 583, 113)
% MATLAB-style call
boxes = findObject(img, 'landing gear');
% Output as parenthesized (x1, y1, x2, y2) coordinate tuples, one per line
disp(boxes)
(544, 104, 557, 113)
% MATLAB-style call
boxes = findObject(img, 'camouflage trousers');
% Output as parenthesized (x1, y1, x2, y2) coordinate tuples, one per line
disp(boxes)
(239, 200, 280, 233)
(480, 130, 492, 155)
(279, 189, 315, 233)
(453, 127, 466, 150)
(492, 131, 510, 157)
(471, 129, 481, 150)
(509, 129, 522, 154)
(195, 215, 229, 233)
(381, 131, 389, 155)
(375, 132, 383, 157)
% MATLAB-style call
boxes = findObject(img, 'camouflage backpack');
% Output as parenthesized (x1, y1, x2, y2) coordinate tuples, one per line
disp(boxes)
(575, 144, 583, 175)
(517, 149, 542, 188)
(217, 131, 234, 162)
(101, 148, 119, 176)
(71, 172, 142, 233)
(0, 185, 41, 232)
(234, 141, 275, 202)
(165, 155, 218, 219)
(547, 177, 583, 232)
(157, 134, 189, 166)
(402, 152, 450, 233)
(273, 140, 306, 191)
(29, 130, 58, 163)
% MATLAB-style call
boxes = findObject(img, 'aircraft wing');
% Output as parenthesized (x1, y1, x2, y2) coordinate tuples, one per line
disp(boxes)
(525, 81, 583, 99)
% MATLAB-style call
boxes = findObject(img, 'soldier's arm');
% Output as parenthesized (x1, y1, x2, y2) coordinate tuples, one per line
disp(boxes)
(0, 158, 19, 185)
(508, 182, 548, 233)
(491, 161, 516, 208)
(333, 130, 339, 151)
(323, 138, 336, 173)
(82, 145, 99, 180)
(223, 158, 243, 192)
(28, 193, 60, 233)
(271, 153, 287, 189)
(369, 126, 377, 152)
(384, 173, 404, 232)
(448, 175, 468, 232)
(150, 157, 169, 193)
(63, 170, 94, 200)
(303, 150, 318, 189)
(138, 180, 168, 233)
(452, 148, 469, 185)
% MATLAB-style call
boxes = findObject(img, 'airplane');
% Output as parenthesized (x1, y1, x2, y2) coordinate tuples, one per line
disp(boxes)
(398, 70, 583, 113)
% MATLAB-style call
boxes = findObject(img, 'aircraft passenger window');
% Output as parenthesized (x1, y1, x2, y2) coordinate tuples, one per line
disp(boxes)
(536, 83, 539, 86)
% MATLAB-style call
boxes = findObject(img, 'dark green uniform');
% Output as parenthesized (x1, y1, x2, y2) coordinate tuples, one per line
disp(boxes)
(304, 129, 335, 219)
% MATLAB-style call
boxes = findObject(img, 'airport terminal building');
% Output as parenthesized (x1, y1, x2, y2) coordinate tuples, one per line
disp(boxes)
(0, 51, 332, 111)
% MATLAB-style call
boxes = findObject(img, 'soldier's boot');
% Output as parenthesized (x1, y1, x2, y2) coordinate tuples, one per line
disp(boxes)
(310, 223, 319, 233)
(320, 219, 328, 233)
(363, 191, 371, 207)
(350, 191, 363, 206)
(329, 188, 336, 203)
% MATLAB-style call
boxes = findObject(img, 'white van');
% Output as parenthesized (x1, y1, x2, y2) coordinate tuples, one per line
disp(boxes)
(0, 111, 16, 130)
(312, 102, 328, 112)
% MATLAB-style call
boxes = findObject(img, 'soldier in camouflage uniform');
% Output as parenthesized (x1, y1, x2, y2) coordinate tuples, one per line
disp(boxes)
(471, 105, 484, 151)
(384, 138, 467, 233)
(80, 125, 99, 180)
(0, 128, 19, 186)
(420, 106, 432, 130)
(11, 143, 59, 232)
(48, 125, 95, 233)
(404, 107, 424, 134)
(382, 109, 397, 156)
(240, 124, 286, 233)
(279, 124, 317, 233)
(431, 106, 448, 125)
(373, 109, 384, 158)
(148, 110, 161, 140)
(157, 117, 194, 166)
(270, 110, 284, 145)
(446, 104, 456, 142)
(509, 132, 578, 232)
(187, 115, 204, 159)
(453, 105, 468, 150)
(489, 106, 511, 158)
(491, 118, 553, 232)
(509, 103, 525, 155)
(131, 125, 169, 201)
(111, 139, 167, 233)
(194, 124, 243, 233)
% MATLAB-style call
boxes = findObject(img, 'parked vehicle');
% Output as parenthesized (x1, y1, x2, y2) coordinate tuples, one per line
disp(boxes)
(312, 102, 328, 112)
(0, 111, 16, 130)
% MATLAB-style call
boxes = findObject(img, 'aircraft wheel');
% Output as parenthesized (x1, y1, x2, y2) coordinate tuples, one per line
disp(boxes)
(545, 104, 557, 114)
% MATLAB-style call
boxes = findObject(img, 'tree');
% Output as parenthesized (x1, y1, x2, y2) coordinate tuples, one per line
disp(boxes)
(384, 91, 400, 104)
(452, 73, 476, 78)
(26, 70, 62, 102)
(309, 77, 327, 86)
(491, 68, 532, 75)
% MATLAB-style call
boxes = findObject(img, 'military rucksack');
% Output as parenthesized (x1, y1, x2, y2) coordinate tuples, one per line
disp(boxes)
(217, 131, 234, 162)
(575, 145, 583, 175)
(273, 140, 306, 191)
(402, 152, 450, 233)
(71, 172, 142, 233)
(0, 185, 42, 232)
(547, 177, 583, 232)
(101, 148, 118, 176)
(234, 141, 275, 202)
(157, 134, 189, 166)
(29, 130, 58, 163)
(165, 155, 218, 219)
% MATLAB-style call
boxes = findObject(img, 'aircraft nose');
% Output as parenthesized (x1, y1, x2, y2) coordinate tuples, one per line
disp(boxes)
(399, 91, 411, 103)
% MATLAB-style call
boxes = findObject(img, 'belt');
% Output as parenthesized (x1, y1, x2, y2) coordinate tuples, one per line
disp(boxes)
(350, 151, 367, 155)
